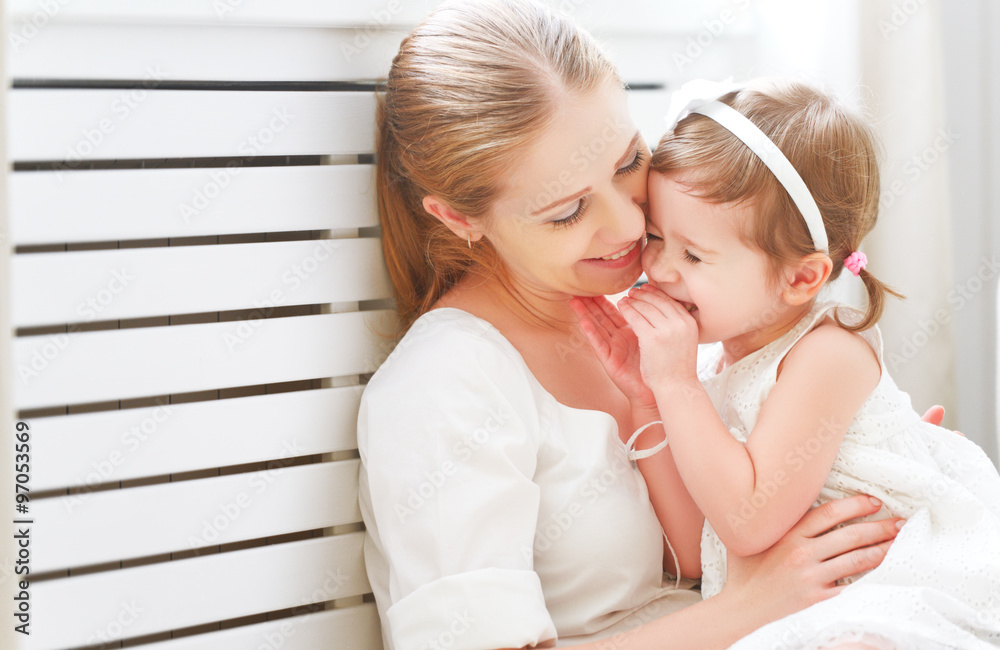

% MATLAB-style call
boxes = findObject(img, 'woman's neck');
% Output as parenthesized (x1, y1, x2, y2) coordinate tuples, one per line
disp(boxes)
(437, 271, 580, 336)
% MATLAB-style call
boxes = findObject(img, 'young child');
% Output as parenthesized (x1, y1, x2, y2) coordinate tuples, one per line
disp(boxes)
(573, 79, 1000, 649)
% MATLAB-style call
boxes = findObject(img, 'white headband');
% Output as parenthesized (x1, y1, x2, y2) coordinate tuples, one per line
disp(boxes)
(663, 79, 829, 254)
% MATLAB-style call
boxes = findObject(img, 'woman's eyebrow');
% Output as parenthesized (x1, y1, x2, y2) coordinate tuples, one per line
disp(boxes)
(530, 186, 592, 216)
(530, 131, 640, 217)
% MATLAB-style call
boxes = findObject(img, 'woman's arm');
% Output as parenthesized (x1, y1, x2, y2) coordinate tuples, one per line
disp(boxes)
(571, 494, 902, 650)
(572, 296, 705, 577)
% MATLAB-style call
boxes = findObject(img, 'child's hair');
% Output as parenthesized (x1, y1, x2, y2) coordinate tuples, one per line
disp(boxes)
(651, 78, 902, 332)
(377, 0, 621, 334)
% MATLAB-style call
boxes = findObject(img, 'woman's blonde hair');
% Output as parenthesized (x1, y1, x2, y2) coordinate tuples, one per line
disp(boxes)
(377, 0, 621, 334)
(651, 79, 902, 331)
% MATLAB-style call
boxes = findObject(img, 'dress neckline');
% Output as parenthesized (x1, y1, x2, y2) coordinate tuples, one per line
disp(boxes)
(705, 301, 837, 381)
(421, 306, 622, 432)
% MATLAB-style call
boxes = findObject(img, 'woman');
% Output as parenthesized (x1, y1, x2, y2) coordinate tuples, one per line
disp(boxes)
(358, 1, 926, 647)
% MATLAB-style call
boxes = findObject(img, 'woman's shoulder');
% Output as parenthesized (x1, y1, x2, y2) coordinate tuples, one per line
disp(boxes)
(365, 307, 531, 396)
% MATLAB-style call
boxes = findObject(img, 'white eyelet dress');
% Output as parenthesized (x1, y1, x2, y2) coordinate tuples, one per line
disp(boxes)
(358, 308, 700, 650)
(697, 301, 1000, 650)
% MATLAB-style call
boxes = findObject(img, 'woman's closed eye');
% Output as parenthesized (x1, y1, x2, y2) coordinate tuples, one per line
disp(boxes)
(615, 149, 644, 177)
(552, 199, 589, 229)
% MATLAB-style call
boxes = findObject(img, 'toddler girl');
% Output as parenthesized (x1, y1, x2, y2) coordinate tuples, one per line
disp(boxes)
(574, 79, 1000, 649)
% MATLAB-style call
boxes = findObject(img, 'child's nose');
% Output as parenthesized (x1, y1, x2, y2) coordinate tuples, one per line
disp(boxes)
(642, 248, 680, 284)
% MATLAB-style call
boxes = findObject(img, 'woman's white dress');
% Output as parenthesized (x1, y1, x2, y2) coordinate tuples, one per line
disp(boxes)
(697, 301, 1000, 649)
(358, 308, 699, 650)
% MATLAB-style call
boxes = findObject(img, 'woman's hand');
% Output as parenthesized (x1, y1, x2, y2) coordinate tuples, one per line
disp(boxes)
(722, 494, 902, 623)
(920, 405, 965, 436)
(570, 295, 656, 409)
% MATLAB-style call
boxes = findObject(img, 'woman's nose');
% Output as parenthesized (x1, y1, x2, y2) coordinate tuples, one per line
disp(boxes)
(600, 191, 646, 244)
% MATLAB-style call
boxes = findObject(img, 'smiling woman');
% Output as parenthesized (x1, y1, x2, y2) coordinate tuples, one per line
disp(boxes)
(427, 82, 648, 304)
(359, 0, 907, 648)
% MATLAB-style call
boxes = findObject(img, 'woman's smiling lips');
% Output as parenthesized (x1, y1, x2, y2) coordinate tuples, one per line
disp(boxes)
(582, 239, 642, 269)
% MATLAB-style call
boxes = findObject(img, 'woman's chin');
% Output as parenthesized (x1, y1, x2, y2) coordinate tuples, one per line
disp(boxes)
(575, 266, 644, 298)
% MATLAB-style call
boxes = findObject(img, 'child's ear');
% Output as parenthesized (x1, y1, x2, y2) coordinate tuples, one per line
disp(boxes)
(422, 195, 484, 243)
(781, 253, 833, 305)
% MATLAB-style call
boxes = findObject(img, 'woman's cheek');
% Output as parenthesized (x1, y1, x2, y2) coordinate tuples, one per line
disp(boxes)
(640, 244, 658, 277)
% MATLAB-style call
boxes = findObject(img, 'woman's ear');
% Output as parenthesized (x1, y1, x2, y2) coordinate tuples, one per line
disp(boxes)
(781, 252, 833, 305)
(422, 196, 483, 243)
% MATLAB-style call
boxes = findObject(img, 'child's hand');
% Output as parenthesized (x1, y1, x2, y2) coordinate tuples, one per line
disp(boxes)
(617, 284, 700, 388)
(569, 295, 656, 410)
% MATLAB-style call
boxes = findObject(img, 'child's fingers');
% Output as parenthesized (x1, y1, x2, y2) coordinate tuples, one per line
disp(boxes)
(621, 294, 675, 328)
(632, 284, 692, 320)
(618, 299, 654, 335)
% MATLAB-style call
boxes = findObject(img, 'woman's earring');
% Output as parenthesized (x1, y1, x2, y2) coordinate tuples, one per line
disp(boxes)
(467, 235, 472, 249)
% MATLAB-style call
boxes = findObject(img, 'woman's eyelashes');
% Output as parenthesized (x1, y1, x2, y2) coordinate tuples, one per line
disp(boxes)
(615, 149, 644, 177)
(551, 199, 588, 229)
(550, 147, 643, 229)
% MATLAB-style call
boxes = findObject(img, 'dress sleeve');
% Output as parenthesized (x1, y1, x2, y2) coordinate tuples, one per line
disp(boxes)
(358, 322, 558, 649)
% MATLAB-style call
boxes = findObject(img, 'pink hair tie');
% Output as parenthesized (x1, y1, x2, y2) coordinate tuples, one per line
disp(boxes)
(844, 251, 868, 276)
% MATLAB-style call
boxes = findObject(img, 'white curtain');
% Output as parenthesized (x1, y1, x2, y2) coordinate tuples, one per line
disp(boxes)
(748, 0, 966, 443)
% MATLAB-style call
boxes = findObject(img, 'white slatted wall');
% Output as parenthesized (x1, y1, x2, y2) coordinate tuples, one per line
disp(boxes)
(1, 2, 752, 648)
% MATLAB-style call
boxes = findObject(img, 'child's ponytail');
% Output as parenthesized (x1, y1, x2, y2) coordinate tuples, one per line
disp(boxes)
(837, 266, 905, 333)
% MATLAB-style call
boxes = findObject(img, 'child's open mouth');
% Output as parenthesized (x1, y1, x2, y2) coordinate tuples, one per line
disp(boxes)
(678, 300, 698, 314)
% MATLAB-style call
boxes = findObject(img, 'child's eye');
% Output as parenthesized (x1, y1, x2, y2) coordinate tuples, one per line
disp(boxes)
(645, 232, 662, 242)
(615, 149, 645, 177)
(684, 250, 702, 263)
(552, 199, 588, 229)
